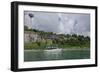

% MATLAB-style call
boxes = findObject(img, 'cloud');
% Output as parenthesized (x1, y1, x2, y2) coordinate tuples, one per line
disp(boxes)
(24, 11, 90, 36)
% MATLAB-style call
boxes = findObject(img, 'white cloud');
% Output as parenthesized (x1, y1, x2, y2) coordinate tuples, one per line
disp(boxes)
(24, 11, 90, 36)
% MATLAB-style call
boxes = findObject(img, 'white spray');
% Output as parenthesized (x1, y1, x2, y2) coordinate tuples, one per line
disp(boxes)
(58, 13, 65, 34)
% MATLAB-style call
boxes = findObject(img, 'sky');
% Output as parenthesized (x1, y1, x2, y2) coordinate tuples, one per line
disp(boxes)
(24, 11, 90, 36)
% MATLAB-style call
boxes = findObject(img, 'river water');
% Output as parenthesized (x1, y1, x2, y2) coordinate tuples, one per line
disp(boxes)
(24, 49, 90, 62)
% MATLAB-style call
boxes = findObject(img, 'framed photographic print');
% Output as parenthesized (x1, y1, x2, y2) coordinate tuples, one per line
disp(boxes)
(11, 1, 97, 71)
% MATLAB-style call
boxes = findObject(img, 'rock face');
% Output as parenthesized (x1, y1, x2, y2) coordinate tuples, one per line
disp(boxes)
(24, 30, 59, 43)
(24, 31, 38, 43)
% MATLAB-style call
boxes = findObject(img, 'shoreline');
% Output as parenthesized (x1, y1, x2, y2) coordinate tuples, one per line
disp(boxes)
(24, 48, 90, 52)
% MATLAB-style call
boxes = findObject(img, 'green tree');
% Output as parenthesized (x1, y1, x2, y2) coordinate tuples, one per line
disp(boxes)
(72, 34, 77, 38)
(24, 25, 28, 30)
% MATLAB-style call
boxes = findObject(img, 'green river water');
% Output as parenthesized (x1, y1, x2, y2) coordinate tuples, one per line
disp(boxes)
(24, 48, 90, 62)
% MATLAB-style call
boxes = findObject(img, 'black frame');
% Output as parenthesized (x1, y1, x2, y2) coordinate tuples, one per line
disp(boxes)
(11, 1, 98, 72)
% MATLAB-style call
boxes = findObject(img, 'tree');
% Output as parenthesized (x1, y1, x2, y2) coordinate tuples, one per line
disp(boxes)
(46, 39, 53, 46)
(72, 34, 77, 38)
(24, 25, 28, 30)
(66, 34, 71, 38)
(78, 35, 84, 41)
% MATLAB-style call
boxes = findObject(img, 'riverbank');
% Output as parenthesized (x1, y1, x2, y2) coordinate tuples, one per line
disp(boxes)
(24, 42, 90, 50)
(24, 48, 90, 52)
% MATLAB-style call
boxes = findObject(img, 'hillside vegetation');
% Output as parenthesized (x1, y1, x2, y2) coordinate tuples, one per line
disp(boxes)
(24, 26, 90, 50)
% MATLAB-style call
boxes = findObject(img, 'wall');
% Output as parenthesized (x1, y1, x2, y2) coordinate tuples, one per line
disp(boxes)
(0, 0, 99, 73)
